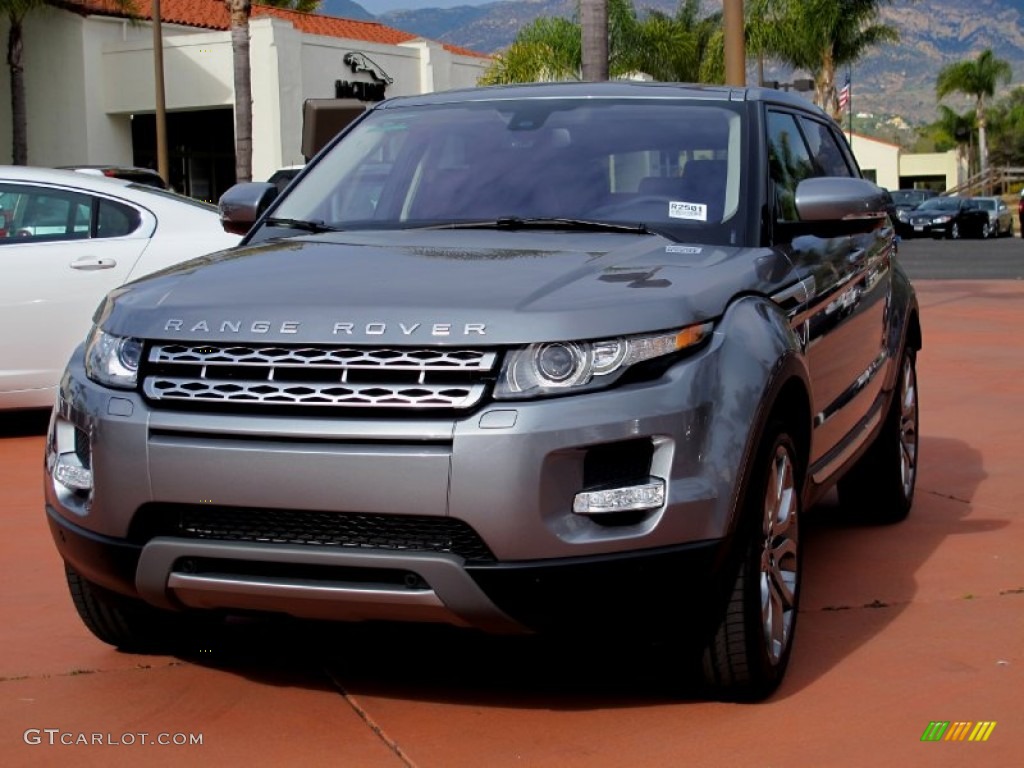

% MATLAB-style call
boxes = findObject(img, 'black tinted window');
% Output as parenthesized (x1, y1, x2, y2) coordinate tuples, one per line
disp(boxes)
(767, 112, 815, 222)
(0, 184, 91, 243)
(97, 198, 141, 238)
(797, 116, 854, 177)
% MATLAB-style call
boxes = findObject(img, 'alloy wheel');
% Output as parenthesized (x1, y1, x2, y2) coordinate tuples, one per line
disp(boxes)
(898, 354, 919, 501)
(759, 443, 799, 666)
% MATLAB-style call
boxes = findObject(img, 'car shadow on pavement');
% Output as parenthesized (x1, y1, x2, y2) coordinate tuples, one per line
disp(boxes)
(177, 615, 696, 709)
(0, 409, 50, 437)
(782, 433, 999, 699)
(164, 433, 992, 708)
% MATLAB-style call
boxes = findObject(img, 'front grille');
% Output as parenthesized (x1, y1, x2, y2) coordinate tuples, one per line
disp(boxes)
(140, 343, 497, 411)
(130, 504, 496, 564)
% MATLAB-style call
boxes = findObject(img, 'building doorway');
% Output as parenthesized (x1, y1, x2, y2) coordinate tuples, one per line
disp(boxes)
(131, 109, 236, 202)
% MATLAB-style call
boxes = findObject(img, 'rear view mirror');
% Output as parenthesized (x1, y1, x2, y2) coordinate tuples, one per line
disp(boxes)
(218, 182, 278, 236)
(795, 177, 890, 223)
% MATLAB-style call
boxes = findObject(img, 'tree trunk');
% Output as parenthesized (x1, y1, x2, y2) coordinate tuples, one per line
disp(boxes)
(227, 1, 252, 183)
(976, 97, 988, 191)
(819, 48, 837, 119)
(7, 16, 27, 165)
(580, 0, 608, 82)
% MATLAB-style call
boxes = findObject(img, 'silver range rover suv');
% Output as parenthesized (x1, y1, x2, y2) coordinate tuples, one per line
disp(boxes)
(45, 82, 920, 700)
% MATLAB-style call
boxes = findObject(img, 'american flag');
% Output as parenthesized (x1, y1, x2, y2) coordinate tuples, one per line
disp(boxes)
(838, 74, 851, 112)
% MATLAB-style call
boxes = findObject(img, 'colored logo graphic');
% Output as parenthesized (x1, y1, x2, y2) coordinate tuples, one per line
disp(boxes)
(921, 721, 997, 742)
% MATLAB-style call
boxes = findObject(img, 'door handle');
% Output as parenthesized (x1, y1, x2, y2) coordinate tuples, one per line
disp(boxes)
(70, 256, 117, 270)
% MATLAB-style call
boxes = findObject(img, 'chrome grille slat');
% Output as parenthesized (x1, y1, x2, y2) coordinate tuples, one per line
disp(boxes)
(143, 378, 487, 408)
(142, 343, 496, 410)
(148, 344, 496, 370)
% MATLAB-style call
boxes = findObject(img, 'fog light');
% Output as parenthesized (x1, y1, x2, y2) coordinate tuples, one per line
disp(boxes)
(54, 457, 93, 491)
(573, 479, 665, 515)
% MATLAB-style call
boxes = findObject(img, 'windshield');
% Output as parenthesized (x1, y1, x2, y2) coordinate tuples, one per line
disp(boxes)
(974, 198, 996, 211)
(917, 197, 960, 212)
(891, 190, 929, 206)
(271, 98, 746, 245)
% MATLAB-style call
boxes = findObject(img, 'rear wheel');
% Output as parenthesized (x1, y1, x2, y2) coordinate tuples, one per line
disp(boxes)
(838, 350, 918, 524)
(701, 424, 802, 701)
(66, 565, 213, 652)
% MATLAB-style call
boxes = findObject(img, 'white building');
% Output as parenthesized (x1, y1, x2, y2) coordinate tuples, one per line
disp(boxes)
(847, 132, 965, 192)
(0, 0, 491, 199)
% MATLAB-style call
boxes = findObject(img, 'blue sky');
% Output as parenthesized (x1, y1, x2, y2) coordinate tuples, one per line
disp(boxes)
(358, 0, 492, 13)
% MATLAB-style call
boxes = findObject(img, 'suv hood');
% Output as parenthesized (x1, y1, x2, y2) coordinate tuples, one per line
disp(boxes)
(97, 230, 795, 344)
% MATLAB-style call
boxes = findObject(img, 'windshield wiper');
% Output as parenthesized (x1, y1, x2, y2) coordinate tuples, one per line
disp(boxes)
(423, 217, 653, 235)
(263, 217, 339, 233)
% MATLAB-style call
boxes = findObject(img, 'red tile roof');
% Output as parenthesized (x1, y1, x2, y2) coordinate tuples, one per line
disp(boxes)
(59, 0, 489, 59)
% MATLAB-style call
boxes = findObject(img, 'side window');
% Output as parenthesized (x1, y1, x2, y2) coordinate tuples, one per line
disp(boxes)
(97, 198, 141, 238)
(767, 111, 815, 222)
(0, 185, 93, 243)
(797, 116, 854, 177)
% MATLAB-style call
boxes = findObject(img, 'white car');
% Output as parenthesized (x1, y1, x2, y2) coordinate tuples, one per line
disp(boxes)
(0, 166, 241, 409)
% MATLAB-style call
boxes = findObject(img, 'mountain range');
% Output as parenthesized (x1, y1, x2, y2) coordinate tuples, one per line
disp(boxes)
(320, 0, 1024, 121)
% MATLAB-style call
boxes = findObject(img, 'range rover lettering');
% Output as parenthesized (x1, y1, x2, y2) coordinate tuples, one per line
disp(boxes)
(45, 82, 920, 700)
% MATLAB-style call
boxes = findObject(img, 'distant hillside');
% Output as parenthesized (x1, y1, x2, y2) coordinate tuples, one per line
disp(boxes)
(379, 4, 491, 40)
(373, 0, 1024, 122)
(316, 0, 375, 21)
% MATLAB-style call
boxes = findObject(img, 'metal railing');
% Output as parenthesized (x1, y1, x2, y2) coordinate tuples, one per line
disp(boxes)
(944, 166, 1024, 197)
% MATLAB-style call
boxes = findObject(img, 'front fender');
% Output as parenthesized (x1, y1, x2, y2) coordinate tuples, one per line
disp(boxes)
(701, 295, 811, 546)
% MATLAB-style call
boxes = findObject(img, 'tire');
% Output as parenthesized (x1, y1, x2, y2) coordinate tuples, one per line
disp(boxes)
(66, 564, 213, 652)
(949, 222, 960, 240)
(701, 424, 802, 701)
(981, 222, 991, 239)
(838, 349, 919, 524)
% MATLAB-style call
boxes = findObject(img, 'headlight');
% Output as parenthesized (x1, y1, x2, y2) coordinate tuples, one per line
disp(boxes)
(896, 210, 909, 222)
(495, 323, 712, 399)
(933, 215, 951, 223)
(84, 328, 143, 389)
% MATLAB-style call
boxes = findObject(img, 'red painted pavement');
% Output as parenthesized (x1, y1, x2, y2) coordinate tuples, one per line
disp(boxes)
(1, 280, 1021, 767)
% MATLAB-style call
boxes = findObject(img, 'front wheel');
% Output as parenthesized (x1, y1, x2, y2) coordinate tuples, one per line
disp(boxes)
(838, 350, 919, 523)
(702, 424, 802, 701)
(66, 565, 215, 652)
(949, 222, 960, 240)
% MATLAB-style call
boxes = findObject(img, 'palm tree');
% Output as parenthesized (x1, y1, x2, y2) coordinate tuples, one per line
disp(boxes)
(3, 0, 136, 164)
(225, 0, 253, 183)
(934, 105, 975, 188)
(480, 0, 724, 86)
(629, 0, 723, 84)
(226, 0, 319, 184)
(984, 87, 1024, 169)
(580, 0, 608, 81)
(936, 48, 1013, 181)
(749, 1, 898, 119)
(478, 16, 583, 85)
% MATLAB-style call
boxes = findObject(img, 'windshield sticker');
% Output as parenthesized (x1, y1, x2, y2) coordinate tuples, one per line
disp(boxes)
(665, 245, 703, 254)
(669, 201, 707, 221)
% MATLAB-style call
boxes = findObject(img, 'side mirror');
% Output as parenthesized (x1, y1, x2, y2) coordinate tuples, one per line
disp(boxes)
(794, 177, 890, 223)
(218, 182, 278, 236)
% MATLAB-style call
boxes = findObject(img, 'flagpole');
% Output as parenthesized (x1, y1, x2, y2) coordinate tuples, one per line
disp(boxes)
(846, 65, 853, 143)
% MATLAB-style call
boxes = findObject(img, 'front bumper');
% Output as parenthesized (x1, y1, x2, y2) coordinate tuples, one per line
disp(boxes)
(47, 505, 721, 634)
(45, 335, 749, 633)
(905, 219, 949, 238)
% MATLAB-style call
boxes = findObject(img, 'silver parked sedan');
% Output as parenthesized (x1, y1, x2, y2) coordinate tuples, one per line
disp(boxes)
(971, 195, 1015, 238)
